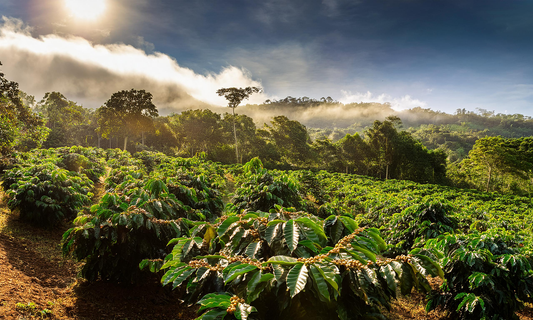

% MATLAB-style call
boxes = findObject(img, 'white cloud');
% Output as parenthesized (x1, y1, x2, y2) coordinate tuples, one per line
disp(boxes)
(0, 17, 268, 112)
(339, 90, 427, 110)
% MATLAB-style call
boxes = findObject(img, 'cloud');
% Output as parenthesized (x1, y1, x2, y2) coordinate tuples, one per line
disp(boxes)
(0, 17, 268, 113)
(254, 0, 300, 25)
(339, 90, 427, 110)
(322, 0, 362, 18)
(230, 43, 314, 96)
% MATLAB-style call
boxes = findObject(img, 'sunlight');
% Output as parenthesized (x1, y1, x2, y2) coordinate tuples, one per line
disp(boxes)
(64, 0, 106, 21)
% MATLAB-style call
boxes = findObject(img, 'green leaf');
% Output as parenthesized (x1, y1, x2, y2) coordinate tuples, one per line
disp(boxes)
(265, 255, 298, 266)
(380, 264, 397, 295)
(245, 242, 261, 259)
(284, 220, 299, 253)
(399, 263, 414, 295)
(172, 268, 195, 289)
(351, 245, 376, 262)
(225, 264, 258, 284)
(265, 224, 280, 245)
(315, 262, 339, 292)
(197, 309, 227, 320)
(287, 263, 309, 298)
(338, 216, 358, 233)
(310, 265, 330, 302)
(217, 216, 240, 237)
(161, 264, 188, 286)
(267, 219, 285, 227)
(298, 239, 320, 254)
(296, 217, 327, 246)
(365, 228, 388, 252)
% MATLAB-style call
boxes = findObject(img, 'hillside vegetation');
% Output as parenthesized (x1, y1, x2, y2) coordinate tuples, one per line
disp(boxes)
(2, 148, 533, 319)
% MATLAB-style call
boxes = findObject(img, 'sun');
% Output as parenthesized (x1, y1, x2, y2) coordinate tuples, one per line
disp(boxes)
(65, 0, 107, 21)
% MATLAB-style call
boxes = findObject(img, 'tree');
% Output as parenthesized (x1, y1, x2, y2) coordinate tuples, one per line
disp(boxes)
(338, 133, 369, 174)
(0, 61, 48, 158)
(168, 109, 224, 157)
(98, 89, 158, 151)
(216, 87, 261, 163)
(366, 119, 398, 179)
(36, 92, 93, 148)
(261, 115, 312, 166)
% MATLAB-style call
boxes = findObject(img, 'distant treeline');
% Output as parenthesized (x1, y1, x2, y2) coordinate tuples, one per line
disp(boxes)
(3, 69, 533, 194)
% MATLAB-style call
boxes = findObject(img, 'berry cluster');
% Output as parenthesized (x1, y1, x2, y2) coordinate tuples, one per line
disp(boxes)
(226, 296, 245, 314)
(296, 255, 327, 265)
(188, 259, 224, 272)
(374, 254, 412, 266)
(248, 227, 260, 239)
(255, 217, 268, 225)
(332, 258, 366, 270)
(149, 217, 181, 225)
(220, 253, 263, 268)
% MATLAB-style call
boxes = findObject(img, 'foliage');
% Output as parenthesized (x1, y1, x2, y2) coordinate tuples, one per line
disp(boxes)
(384, 200, 457, 255)
(0, 62, 49, 163)
(63, 179, 200, 283)
(4, 162, 93, 226)
(216, 86, 262, 163)
(421, 232, 533, 320)
(155, 207, 442, 320)
(63, 152, 225, 283)
(97, 89, 159, 151)
(231, 158, 302, 212)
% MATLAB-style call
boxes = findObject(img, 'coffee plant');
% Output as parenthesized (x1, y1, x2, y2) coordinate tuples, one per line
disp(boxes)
(231, 158, 302, 212)
(148, 206, 442, 319)
(383, 200, 458, 255)
(4, 162, 93, 226)
(5, 150, 533, 319)
(420, 231, 533, 320)
(63, 179, 201, 282)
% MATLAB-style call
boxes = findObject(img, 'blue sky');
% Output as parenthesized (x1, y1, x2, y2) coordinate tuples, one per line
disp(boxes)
(0, 0, 532, 116)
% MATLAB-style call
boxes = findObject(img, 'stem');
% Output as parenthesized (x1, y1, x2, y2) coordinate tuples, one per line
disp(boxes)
(233, 107, 239, 163)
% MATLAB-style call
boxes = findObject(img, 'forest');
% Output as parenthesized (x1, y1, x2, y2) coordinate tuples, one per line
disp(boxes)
(3, 63, 533, 319)
(4, 67, 533, 195)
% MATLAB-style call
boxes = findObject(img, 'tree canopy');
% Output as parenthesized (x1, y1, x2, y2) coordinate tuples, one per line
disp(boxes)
(98, 89, 158, 151)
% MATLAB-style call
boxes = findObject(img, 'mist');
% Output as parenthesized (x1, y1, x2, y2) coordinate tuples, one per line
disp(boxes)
(0, 17, 267, 112)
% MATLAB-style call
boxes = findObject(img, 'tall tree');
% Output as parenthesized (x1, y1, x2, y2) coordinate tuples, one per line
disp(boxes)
(168, 109, 224, 157)
(98, 89, 158, 151)
(261, 115, 312, 166)
(0, 62, 48, 157)
(338, 133, 369, 174)
(37, 92, 93, 147)
(216, 86, 261, 163)
(366, 119, 398, 179)
(463, 136, 521, 192)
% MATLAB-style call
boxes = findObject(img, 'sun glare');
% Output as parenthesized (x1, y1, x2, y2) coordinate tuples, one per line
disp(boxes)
(65, 0, 106, 21)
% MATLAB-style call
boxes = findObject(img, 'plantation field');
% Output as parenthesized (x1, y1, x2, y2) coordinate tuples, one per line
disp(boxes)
(2, 147, 533, 319)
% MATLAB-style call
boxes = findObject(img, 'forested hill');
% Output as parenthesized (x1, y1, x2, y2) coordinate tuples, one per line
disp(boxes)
(240, 96, 533, 137)
(239, 97, 533, 162)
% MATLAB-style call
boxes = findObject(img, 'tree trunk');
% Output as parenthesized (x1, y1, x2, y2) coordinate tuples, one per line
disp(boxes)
(386, 164, 389, 180)
(97, 134, 101, 148)
(486, 165, 492, 192)
(123, 135, 128, 151)
(232, 108, 239, 163)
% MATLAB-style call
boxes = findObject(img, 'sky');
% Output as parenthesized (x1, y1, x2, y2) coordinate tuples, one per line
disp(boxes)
(0, 0, 532, 116)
